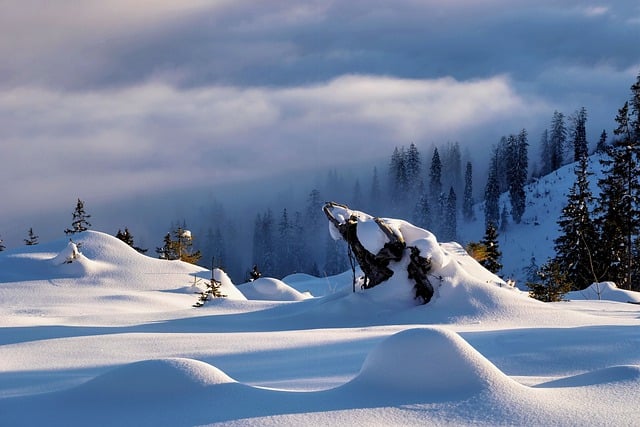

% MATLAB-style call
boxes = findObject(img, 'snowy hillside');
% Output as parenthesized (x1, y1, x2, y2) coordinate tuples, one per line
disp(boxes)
(460, 154, 606, 287)
(1, 216, 640, 425)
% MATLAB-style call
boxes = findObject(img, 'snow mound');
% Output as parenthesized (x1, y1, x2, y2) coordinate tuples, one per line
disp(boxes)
(283, 272, 351, 297)
(566, 282, 640, 303)
(77, 358, 236, 397)
(348, 327, 518, 398)
(239, 277, 312, 301)
(538, 365, 640, 388)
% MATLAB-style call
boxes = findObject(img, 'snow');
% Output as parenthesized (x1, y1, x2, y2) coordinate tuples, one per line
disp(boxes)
(1, 220, 640, 426)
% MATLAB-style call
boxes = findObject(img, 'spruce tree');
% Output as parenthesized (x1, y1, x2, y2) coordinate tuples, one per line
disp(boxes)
(429, 147, 443, 202)
(553, 155, 599, 290)
(24, 228, 39, 246)
(405, 142, 422, 201)
(594, 74, 640, 290)
(412, 191, 431, 230)
(64, 198, 91, 235)
(442, 187, 457, 241)
(571, 107, 589, 162)
(484, 153, 500, 228)
(506, 129, 528, 224)
(479, 223, 502, 274)
(527, 260, 571, 302)
(462, 161, 474, 221)
(596, 129, 608, 154)
(549, 111, 567, 171)
(0, 235, 5, 251)
(539, 129, 552, 176)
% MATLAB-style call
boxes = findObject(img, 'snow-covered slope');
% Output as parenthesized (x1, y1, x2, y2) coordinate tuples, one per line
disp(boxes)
(459, 154, 606, 287)
(1, 211, 640, 426)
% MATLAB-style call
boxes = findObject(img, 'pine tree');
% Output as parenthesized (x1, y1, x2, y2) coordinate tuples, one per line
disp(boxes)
(0, 235, 5, 251)
(24, 228, 39, 246)
(484, 152, 500, 228)
(156, 226, 201, 264)
(596, 129, 608, 154)
(549, 111, 567, 171)
(462, 161, 474, 221)
(595, 74, 640, 290)
(539, 129, 552, 176)
(479, 223, 502, 274)
(571, 107, 589, 162)
(389, 146, 408, 206)
(412, 191, 431, 230)
(276, 208, 294, 277)
(527, 260, 571, 302)
(405, 142, 422, 201)
(441, 187, 457, 241)
(429, 147, 443, 202)
(553, 155, 600, 290)
(506, 129, 528, 224)
(64, 198, 91, 235)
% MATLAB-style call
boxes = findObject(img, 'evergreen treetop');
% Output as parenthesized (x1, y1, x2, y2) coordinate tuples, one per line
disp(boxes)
(65, 198, 91, 235)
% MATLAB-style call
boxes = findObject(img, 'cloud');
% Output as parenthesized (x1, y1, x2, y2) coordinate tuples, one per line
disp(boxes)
(0, 74, 545, 217)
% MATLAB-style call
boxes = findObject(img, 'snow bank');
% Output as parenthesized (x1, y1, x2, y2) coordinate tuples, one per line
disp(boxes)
(566, 282, 640, 303)
(77, 358, 235, 397)
(347, 327, 519, 398)
(238, 277, 312, 301)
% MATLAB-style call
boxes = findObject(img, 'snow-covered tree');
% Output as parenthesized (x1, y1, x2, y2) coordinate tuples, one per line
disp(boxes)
(595, 129, 608, 154)
(156, 226, 201, 264)
(595, 75, 640, 290)
(24, 227, 38, 246)
(553, 155, 600, 290)
(64, 198, 91, 235)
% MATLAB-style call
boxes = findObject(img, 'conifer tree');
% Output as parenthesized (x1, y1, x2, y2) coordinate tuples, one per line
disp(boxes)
(65, 198, 91, 235)
(596, 129, 608, 154)
(0, 235, 5, 251)
(156, 226, 201, 264)
(527, 260, 571, 302)
(116, 227, 148, 254)
(442, 187, 457, 241)
(462, 161, 474, 221)
(388, 146, 408, 206)
(571, 107, 589, 162)
(484, 153, 500, 228)
(479, 223, 502, 274)
(553, 155, 599, 290)
(595, 74, 640, 290)
(549, 111, 567, 171)
(429, 147, 443, 202)
(24, 228, 39, 246)
(412, 192, 431, 230)
(506, 129, 528, 224)
(405, 142, 422, 201)
(539, 129, 552, 176)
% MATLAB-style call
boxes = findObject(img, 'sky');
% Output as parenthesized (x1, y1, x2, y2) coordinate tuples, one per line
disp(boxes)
(1, 0, 640, 242)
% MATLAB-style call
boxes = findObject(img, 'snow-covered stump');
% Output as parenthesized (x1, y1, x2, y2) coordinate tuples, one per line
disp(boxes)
(323, 202, 434, 304)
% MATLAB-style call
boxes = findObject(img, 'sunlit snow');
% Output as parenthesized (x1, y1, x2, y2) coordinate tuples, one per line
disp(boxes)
(1, 216, 639, 425)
